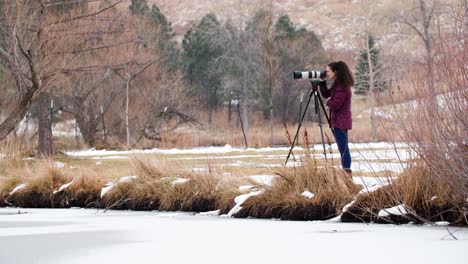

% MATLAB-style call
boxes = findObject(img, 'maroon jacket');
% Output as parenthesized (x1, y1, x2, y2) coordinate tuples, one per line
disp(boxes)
(319, 81, 352, 130)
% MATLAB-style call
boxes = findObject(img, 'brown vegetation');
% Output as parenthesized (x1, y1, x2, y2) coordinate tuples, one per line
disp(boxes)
(234, 152, 361, 220)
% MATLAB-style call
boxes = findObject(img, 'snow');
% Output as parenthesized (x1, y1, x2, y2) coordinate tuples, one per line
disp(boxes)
(53, 180, 75, 194)
(340, 177, 394, 217)
(352, 161, 407, 174)
(9, 184, 27, 195)
(171, 178, 190, 186)
(250, 175, 276, 186)
(227, 190, 264, 217)
(100, 176, 138, 197)
(53, 161, 66, 168)
(301, 190, 315, 199)
(378, 204, 408, 218)
(355, 176, 394, 194)
(91, 156, 129, 160)
(65, 142, 409, 157)
(0, 208, 467, 264)
(239, 185, 254, 191)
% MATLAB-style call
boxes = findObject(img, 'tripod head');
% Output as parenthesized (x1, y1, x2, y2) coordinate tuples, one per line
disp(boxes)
(310, 80, 321, 91)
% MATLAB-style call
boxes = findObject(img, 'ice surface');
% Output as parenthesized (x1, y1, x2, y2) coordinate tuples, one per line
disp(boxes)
(0, 208, 466, 264)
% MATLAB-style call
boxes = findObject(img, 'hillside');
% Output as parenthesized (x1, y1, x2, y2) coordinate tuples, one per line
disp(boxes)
(121, 0, 413, 54)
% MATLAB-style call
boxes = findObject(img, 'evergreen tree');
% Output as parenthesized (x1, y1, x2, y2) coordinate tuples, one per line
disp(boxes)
(128, 1, 179, 68)
(272, 15, 328, 122)
(129, 0, 149, 15)
(182, 13, 225, 124)
(354, 35, 386, 95)
(148, 4, 179, 67)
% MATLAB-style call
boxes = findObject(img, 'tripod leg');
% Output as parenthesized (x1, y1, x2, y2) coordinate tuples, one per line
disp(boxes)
(285, 90, 314, 165)
(316, 92, 332, 130)
(315, 92, 327, 159)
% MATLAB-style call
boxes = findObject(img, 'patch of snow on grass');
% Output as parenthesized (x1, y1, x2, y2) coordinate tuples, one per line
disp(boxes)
(171, 178, 190, 186)
(356, 177, 393, 194)
(53, 180, 75, 194)
(91, 156, 129, 160)
(239, 185, 254, 191)
(352, 161, 406, 174)
(53, 161, 66, 168)
(227, 190, 264, 217)
(65, 142, 409, 158)
(378, 204, 408, 218)
(100, 176, 138, 197)
(9, 184, 27, 195)
(250, 175, 276, 186)
(301, 191, 315, 199)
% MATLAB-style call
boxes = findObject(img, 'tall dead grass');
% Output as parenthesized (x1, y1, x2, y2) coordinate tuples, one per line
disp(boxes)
(6, 161, 72, 208)
(53, 170, 106, 208)
(101, 158, 226, 212)
(344, 7, 468, 225)
(235, 131, 361, 220)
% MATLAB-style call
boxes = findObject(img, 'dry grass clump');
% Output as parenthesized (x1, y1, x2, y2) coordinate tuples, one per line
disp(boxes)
(101, 158, 176, 210)
(131, 158, 170, 180)
(216, 177, 254, 214)
(342, 164, 467, 225)
(53, 170, 106, 208)
(159, 172, 221, 212)
(101, 177, 167, 210)
(0, 175, 24, 207)
(7, 161, 72, 208)
(341, 184, 399, 223)
(235, 156, 361, 220)
(396, 165, 466, 225)
(102, 158, 225, 212)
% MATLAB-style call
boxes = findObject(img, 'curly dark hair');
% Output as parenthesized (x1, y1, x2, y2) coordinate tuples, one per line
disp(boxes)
(328, 61, 354, 89)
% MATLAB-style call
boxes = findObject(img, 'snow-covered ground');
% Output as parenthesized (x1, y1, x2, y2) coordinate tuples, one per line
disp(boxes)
(0, 208, 466, 264)
(62, 143, 412, 175)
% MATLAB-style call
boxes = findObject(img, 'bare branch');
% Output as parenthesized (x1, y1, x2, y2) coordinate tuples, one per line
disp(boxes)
(49, 0, 124, 25)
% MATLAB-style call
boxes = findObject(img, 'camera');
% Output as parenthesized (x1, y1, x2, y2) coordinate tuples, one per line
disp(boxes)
(293, 70, 326, 80)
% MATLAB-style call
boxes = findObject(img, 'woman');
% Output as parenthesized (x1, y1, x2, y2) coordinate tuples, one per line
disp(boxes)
(319, 61, 354, 177)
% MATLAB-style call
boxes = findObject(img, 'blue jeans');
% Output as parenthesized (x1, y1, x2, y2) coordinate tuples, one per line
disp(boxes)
(333, 128, 351, 169)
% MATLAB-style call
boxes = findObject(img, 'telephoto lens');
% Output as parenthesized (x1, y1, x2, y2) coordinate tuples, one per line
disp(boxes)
(293, 70, 326, 79)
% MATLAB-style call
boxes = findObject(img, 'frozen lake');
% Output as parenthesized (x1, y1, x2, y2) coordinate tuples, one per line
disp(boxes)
(0, 208, 467, 264)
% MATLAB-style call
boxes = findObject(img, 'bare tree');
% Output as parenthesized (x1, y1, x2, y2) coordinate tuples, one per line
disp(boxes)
(357, 0, 379, 142)
(0, 0, 124, 155)
(393, 0, 438, 96)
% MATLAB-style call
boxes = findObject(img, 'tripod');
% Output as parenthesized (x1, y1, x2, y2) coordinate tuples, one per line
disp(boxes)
(285, 80, 332, 165)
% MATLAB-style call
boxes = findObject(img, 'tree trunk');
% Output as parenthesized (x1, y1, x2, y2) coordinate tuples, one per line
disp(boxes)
(0, 89, 36, 141)
(75, 114, 97, 147)
(125, 75, 131, 147)
(366, 31, 377, 142)
(269, 80, 274, 146)
(228, 100, 232, 123)
(37, 95, 54, 156)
